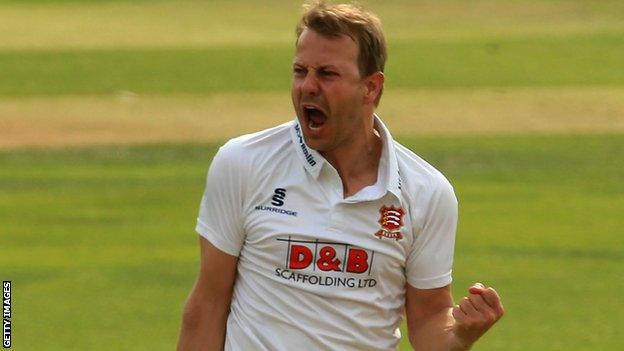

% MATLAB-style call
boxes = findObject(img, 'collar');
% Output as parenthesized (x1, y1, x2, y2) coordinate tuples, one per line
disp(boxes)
(290, 116, 404, 204)
(371, 115, 404, 205)
(290, 120, 325, 178)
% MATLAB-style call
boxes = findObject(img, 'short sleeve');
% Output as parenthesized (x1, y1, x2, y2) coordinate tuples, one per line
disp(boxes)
(406, 178, 458, 289)
(195, 142, 247, 256)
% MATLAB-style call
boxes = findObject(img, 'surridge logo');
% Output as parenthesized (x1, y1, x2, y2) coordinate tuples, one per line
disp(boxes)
(375, 205, 405, 241)
(255, 187, 298, 217)
(271, 188, 286, 206)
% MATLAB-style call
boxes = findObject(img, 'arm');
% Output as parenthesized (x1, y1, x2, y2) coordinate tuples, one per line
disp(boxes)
(405, 284, 456, 351)
(406, 283, 504, 351)
(177, 237, 238, 351)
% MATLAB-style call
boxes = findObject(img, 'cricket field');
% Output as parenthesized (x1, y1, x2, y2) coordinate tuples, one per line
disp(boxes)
(0, 1, 623, 350)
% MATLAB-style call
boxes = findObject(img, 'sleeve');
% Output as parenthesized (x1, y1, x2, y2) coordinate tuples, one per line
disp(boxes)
(405, 177, 458, 289)
(195, 141, 247, 257)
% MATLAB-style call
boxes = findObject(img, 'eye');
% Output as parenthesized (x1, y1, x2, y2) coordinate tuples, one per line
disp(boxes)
(293, 67, 306, 76)
(319, 70, 337, 77)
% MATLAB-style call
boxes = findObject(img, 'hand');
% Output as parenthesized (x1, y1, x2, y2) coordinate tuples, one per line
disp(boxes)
(450, 283, 505, 350)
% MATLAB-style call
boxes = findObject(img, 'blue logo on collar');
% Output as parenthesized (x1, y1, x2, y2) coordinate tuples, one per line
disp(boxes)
(294, 124, 317, 167)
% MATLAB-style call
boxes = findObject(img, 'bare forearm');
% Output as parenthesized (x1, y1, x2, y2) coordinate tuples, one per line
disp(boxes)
(409, 308, 468, 351)
(177, 291, 231, 351)
(407, 283, 505, 351)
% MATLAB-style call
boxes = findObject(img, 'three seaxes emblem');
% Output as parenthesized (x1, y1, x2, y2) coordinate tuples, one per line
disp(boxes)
(375, 206, 405, 241)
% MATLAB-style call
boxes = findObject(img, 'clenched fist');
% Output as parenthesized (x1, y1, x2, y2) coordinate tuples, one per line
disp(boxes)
(451, 283, 505, 350)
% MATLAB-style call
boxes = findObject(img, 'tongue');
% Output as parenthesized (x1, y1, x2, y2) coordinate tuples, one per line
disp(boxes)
(309, 109, 327, 126)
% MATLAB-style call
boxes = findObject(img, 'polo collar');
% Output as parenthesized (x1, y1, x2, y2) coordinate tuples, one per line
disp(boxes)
(290, 116, 404, 204)
(290, 120, 325, 178)
(373, 115, 404, 205)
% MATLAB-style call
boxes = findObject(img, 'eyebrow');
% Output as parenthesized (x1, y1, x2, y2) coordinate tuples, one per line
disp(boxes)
(292, 62, 339, 71)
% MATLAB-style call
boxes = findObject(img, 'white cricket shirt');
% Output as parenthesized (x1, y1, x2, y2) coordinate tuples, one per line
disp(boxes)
(196, 116, 458, 350)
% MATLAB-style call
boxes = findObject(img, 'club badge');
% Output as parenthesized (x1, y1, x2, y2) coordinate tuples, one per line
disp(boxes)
(375, 206, 405, 241)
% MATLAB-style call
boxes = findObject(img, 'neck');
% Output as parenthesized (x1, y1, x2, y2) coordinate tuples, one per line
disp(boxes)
(321, 116, 383, 198)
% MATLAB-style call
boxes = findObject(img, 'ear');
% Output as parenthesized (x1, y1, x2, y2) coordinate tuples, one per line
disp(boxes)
(363, 72, 385, 105)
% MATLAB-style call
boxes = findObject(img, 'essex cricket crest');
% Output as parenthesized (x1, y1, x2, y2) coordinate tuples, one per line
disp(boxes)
(375, 206, 405, 240)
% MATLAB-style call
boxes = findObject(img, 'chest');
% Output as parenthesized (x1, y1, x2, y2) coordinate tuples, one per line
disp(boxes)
(240, 169, 415, 282)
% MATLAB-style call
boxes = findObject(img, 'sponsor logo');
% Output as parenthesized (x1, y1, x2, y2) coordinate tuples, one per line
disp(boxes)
(255, 188, 298, 216)
(275, 237, 377, 289)
(274, 268, 376, 288)
(375, 205, 405, 241)
(294, 124, 317, 166)
(255, 205, 297, 217)
(271, 188, 286, 207)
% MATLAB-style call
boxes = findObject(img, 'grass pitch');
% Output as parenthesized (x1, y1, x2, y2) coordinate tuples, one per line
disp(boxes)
(1, 0, 622, 149)
(2, 34, 623, 96)
(2, 87, 624, 149)
(1, 0, 623, 350)
(1, 136, 622, 350)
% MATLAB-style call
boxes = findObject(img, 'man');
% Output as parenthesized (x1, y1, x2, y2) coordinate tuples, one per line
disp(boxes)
(177, 2, 504, 350)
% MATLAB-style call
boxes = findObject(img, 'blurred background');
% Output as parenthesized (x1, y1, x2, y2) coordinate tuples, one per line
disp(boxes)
(1, 0, 622, 349)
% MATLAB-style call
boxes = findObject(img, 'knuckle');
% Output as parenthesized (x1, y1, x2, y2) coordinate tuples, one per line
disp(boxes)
(452, 305, 463, 315)
(486, 287, 500, 298)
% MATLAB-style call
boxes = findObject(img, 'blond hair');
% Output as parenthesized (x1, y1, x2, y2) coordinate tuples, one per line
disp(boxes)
(296, 1, 387, 81)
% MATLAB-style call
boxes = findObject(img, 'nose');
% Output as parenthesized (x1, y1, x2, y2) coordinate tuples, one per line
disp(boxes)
(300, 71, 320, 96)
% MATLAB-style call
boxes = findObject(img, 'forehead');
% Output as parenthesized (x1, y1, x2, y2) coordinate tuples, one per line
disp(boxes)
(294, 29, 359, 68)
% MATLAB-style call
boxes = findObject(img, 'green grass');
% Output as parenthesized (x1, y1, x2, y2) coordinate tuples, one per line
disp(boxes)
(1, 32, 623, 97)
(1, 0, 623, 349)
(1, 135, 622, 350)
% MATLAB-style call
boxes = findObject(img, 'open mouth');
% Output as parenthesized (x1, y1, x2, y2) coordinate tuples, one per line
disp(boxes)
(303, 105, 327, 130)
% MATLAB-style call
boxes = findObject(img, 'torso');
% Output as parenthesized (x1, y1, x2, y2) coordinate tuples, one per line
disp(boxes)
(196, 119, 457, 350)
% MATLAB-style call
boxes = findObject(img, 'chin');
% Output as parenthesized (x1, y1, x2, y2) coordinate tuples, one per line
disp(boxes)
(301, 134, 321, 150)
(299, 133, 323, 152)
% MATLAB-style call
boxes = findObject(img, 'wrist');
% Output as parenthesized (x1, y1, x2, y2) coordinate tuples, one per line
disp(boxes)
(447, 334, 473, 351)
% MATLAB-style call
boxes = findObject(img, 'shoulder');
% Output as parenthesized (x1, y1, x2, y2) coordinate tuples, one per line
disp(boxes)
(393, 141, 454, 194)
(392, 141, 457, 226)
(214, 121, 294, 168)
(204, 121, 295, 200)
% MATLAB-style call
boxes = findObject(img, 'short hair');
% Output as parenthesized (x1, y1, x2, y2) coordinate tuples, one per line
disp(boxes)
(296, 2, 387, 101)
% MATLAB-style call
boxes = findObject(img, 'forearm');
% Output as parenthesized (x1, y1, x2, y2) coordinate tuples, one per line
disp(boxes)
(409, 308, 468, 351)
(406, 284, 504, 351)
(177, 286, 231, 351)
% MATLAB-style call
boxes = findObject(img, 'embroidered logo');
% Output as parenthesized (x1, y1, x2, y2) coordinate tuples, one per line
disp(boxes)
(255, 187, 297, 217)
(271, 188, 287, 207)
(294, 124, 317, 166)
(375, 206, 405, 240)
